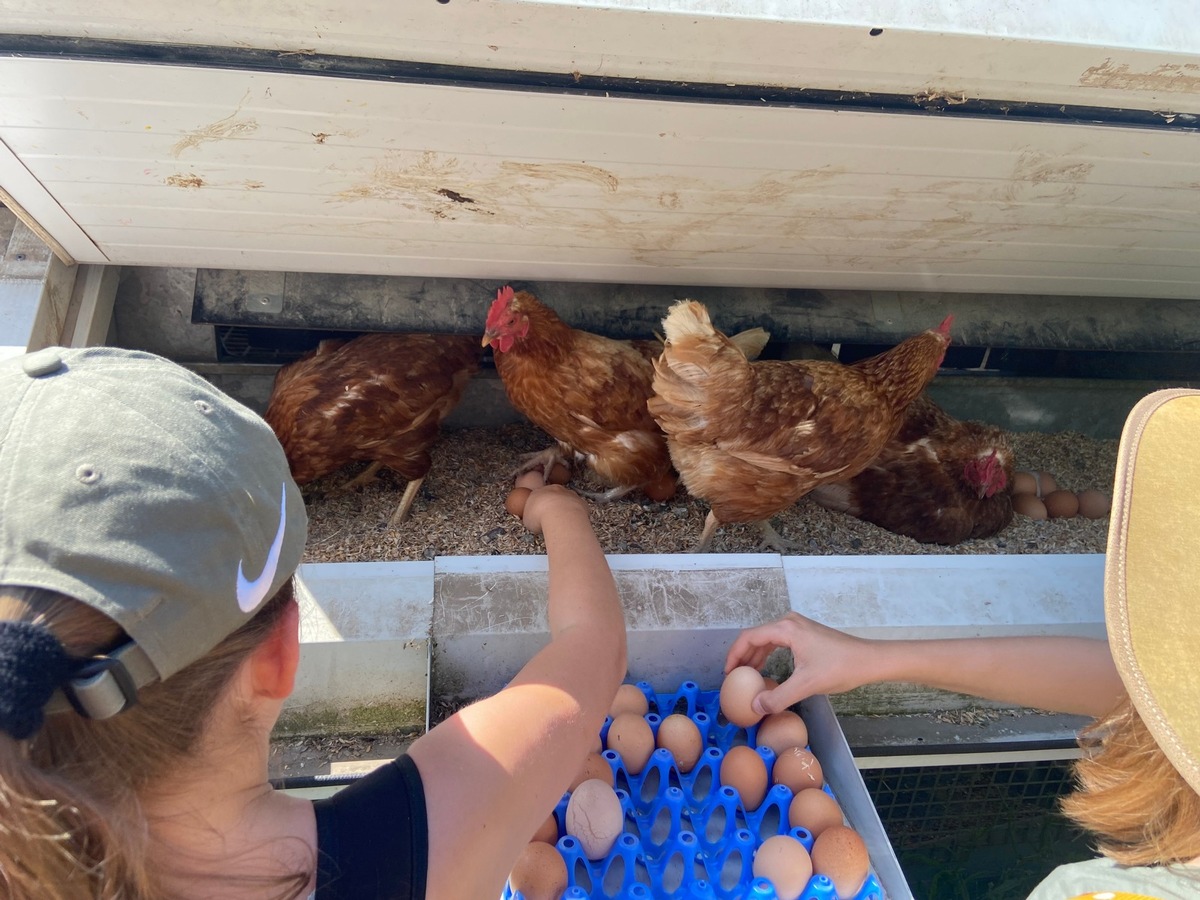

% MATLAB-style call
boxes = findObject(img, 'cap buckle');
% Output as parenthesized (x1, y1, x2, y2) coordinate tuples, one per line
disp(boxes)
(50, 640, 159, 720)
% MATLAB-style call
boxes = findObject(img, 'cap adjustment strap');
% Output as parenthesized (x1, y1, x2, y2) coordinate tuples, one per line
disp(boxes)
(46, 640, 159, 721)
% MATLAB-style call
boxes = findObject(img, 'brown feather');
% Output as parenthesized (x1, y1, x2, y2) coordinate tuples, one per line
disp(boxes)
(264, 332, 481, 490)
(487, 291, 676, 495)
(649, 300, 950, 528)
(810, 395, 1016, 545)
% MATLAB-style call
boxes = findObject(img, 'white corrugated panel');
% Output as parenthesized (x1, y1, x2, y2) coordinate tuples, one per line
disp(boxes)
(2, 0, 1198, 110)
(0, 55, 1197, 296)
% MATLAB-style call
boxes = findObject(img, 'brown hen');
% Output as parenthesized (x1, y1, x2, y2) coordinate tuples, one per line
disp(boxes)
(264, 332, 481, 526)
(482, 286, 767, 504)
(809, 394, 1015, 545)
(648, 300, 952, 550)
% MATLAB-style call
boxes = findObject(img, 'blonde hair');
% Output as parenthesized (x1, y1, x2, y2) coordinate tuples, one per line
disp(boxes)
(0, 583, 310, 900)
(1064, 695, 1200, 867)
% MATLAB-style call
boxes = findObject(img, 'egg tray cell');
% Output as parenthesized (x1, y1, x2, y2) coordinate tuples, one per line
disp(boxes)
(504, 680, 884, 900)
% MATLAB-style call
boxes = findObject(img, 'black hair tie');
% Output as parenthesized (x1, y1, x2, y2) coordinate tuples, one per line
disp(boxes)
(0, 621, 75, 740)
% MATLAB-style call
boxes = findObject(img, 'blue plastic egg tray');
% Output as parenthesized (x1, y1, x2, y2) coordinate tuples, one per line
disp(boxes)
(503, 679, 884, 900)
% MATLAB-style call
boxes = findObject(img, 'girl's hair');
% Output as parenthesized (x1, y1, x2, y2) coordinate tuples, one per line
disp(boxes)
(0, 582, 311, 900)
(1063, 695, 1200, 866)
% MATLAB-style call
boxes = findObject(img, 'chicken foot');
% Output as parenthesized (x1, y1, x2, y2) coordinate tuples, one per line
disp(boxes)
(757, 520, 800, 551)
(510, 446, 569, 482)
(692, 512, 800, 552)
(387, 477, 424, 527)
(577, 485, 636, 504)
(337, 460, 384, 492)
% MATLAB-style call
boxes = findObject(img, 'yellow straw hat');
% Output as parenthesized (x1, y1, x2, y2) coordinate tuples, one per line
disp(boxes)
(1106, 388, 1200, 793)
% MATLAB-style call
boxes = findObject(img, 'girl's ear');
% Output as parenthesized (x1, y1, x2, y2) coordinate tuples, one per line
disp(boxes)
(249, 599, 301, 700)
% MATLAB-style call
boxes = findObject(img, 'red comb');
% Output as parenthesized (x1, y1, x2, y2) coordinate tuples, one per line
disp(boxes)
(486, 285, 515, 330)
(935, 314, 954, 337)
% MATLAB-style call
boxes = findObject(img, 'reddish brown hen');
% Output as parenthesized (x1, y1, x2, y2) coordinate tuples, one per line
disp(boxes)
(482, 286, 769, 504)
(648, 300, 952, 550)
(264, 332, 481, 526)
(810, 394, 1014, 545)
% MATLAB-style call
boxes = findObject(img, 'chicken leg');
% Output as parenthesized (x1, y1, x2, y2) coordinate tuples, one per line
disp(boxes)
(692, 511, 799, 552)
(337, 460, 384, 492)
(387, 477, 425, 527)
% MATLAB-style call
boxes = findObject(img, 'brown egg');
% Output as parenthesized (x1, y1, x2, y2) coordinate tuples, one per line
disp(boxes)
(532, 811, 559, 844)
(569, 751, 615, 791)
(752, 834, 813, 900)
(789, 788, 844, 838)
(1012, 493, 1047, 520)
(508, 839, 569, 900)
(546, 462, 571, 485)
(1077, 488, 1112, 519)
(1037, 471, 1059, 496)
(606, 712, 655, 775)
(720, 745, 769, 810)
(773, 746, 824, 793)
(609, 683, 650, 718)
(643, 471, 677, 501)
(656, 714, 704, 773)
(565, 778, 624, 860)
(505, 487, 531, 518)
(1012, 470, 1038, 495)
(1043, 489, 1079, 519)
(755, 710, 809, 756)
(811, 825, 870, 899)
(720, 666, 767, 728)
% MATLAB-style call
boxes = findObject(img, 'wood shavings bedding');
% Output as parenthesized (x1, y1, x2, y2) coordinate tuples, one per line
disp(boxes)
(300, 423, 1117, 563)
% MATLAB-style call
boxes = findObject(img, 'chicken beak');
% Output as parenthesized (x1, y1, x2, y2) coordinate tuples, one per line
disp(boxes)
(481, 333, 494, 348)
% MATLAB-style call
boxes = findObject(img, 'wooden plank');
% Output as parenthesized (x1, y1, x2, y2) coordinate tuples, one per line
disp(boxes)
(62, 264, 120, 347)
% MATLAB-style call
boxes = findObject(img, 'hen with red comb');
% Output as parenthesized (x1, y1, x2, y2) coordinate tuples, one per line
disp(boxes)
(810, 394, 1015, 545)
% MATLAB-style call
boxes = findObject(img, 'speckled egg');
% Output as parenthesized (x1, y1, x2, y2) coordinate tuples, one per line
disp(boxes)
(605, 712, 655, 775)
(656, 714, 704, 773)
(507, 839, 569, 900)
(811, 825, 870, 899)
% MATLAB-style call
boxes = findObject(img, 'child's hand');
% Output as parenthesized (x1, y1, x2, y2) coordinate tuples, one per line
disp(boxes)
(505, 465, 586, 534)
(518, 484, 586, 535)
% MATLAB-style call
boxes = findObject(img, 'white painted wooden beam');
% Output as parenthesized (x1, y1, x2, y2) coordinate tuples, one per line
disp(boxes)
(63, 264, 120, 347)
(0, 212, 79, 358)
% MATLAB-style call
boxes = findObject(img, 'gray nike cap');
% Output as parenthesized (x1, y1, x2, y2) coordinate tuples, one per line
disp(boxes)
(0, 346, 307, 714)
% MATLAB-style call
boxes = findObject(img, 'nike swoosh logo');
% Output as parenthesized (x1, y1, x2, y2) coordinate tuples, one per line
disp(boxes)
(236, 483, 289, 613)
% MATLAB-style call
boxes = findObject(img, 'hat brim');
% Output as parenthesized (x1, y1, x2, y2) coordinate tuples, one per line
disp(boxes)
(1106, 389, 1200, 794)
